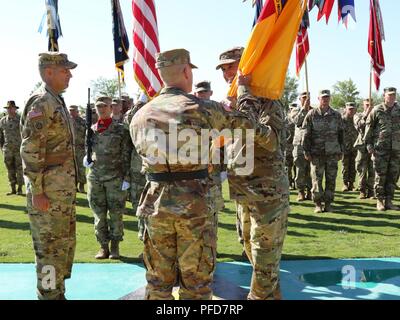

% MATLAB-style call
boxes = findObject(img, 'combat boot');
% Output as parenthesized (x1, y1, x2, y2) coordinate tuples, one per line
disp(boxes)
(297, 191, 306, 202)
(314, 202, 323, 214)
(109, 240, 120, 259)
(342, 183, 349, 192)
(17, 185, 24, 196)
(385, 199, 400, 211)
(376, 199, 386, 211)
(305, 189, 312, 200)
(368, 190, 376, 199)
(78, 183, 85, 193)
(95, 244, 110, 259)
(6, 184, 16, 196)
(324, 202, 332, 213)
(349, 182, 354, 191)
(359, 191, 367, 199)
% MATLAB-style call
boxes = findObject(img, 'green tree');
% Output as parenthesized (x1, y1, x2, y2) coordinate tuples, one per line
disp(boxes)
(281, 74, 299, 110)
(90, 77, 125, 99)
(330, 79, 360, 109)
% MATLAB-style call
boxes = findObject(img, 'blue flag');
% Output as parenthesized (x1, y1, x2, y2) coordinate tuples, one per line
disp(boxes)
(338, 0, 356, 24)
(111, 0, 129, 81)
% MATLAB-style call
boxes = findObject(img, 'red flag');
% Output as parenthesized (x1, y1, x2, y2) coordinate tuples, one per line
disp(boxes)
(317, 0, 335, 23)
(296, 10, 310, 76)
(368, 0, 385, 90)
(132, 0, 162, 98)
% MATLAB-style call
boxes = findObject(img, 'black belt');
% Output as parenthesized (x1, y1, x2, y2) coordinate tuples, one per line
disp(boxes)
(146, 169, 208, 182)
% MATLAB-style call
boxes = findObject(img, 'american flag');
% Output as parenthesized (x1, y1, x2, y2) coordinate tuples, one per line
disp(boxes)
(132, 0, 162, 98)
(368, 0, 385, 90)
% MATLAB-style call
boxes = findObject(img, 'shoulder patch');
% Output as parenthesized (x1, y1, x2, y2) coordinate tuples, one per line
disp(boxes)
(28, 109, 43, 119)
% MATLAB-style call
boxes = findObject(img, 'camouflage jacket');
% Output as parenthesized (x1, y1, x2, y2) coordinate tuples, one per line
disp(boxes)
(130, 86, 259, 217)
(20, 85, 77, 195)
(291, 107, 310, 156)
(71, 116, 86, 149)
(342, 115, 358, 154)
(353, 111, 369, 150)
(227, 86, 289, 202)
(302, 106, 344, 157)
(284, 112, 295, 155)
(364, 102, 400, 154)
(0, 114, 22, 152)
(88, 119, 131, 182)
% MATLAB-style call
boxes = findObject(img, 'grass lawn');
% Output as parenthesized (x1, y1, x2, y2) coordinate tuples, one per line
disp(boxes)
(1, 153, 400, 263)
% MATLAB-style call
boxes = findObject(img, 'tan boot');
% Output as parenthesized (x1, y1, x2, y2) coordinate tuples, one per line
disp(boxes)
(385, 199, 400, 211)
(297, 191, 306, 202)
(6, 184, 16, 196)
(109, 240, 120, 259)
(95, 244, 110, 259)
(314, 202, 323, 214)
(342, 183, 349, 192)
(376, 199, 386, 211)
(359, 191, 367, 199)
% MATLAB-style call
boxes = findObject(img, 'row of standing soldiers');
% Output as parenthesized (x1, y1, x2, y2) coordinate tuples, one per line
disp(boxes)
(284, 87, 400, 213)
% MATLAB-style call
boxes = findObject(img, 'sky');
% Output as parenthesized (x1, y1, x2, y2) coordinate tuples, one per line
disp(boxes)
(0, 0, 399, 111)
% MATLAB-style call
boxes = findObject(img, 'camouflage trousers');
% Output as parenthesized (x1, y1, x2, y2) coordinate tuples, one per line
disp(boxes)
(27, 189, 76, 300)
(372, 151, 400, 200)
(131, 173, 146, 241)
(294, 155, 311, 192)
(143, 212, 216, 300)
(3, 149, 24, 186)
(310, 156, 339, 204)
(286, 153, 295, 185)
(356, 149, 374, 194)
(342, 151, 357, 185)
(237, 198, 289, 300)
(207, 184, 224, 239)
(74, 147, 86, 185)
(87, 177, 126, 245)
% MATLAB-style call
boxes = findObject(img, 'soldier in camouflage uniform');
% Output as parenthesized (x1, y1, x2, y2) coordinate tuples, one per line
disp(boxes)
(112, 98, 124, 124)
(354, 98, 375, 199)
(68, 105, 86, 193)
(364, 87, 400, 211)
(285, 103, 297, 190)
(20, 52, 77, 300)
(131, 49, 259, 300)
(86, 97, 131, 259)
(302, 89, 344, 213)
(291, 92, 312, 201)
(341, 102, 358, 192)
(217, 47, 290, 300)
(123, 94, 147, 241)
(0, 100, 24, 195)
(194, 80, 225, 238)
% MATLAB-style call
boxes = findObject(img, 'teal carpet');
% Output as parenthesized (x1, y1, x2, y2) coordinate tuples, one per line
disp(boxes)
(1, 258, 400, 300)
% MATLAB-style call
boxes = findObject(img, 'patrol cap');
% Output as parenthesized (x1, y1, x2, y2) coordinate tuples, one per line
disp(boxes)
(112, 98, 121, 105)
(95, 101, 108, 108)
(194, 80, 211, 93)
(155, 49, 197, 69)
(345, 102, 356, 109)
(384, 87, 397, 95)
(363, 98, 372, 103)
(38, 52, 77, 69)
(5, 100, 18, 109)
(319, 89, 331, 97)
(96, 96, 112, 105)
(216, 47, 244, 70)
(68, 105, 79, 111)
(300, 91, 310, 98)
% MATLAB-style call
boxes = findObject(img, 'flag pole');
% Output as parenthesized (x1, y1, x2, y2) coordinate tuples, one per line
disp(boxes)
(117, 70, 122, 100)
(369, 63, 373, 104)
(305, 58, 309, 94)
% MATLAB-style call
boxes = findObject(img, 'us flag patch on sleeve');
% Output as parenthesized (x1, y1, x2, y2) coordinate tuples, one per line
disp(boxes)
(28, 109, 43, 119)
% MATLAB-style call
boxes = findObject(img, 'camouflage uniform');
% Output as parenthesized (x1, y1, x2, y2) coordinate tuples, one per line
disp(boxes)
(131, 48, 258, 300)
(364, 99, 400, 204)
(228, 86, 290, 300)
(291, 106, 312, 196)
(70, 112, 86, 186)
(285, 109, 296, 189)
(342, 112, 358, 189)
(123, 101, 147, 240)
(20, 52, 77, 300)
(0, 112, 24, 190)
(87, 119, 131, 246)
(302, 102, 344, 208)
(354, 110, 374, 197)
